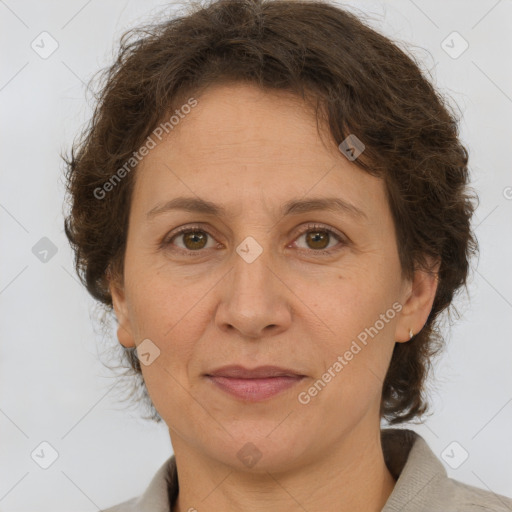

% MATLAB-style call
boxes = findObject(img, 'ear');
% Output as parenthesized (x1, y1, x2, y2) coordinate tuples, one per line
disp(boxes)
(108, 271, 136, 348)
(394, 258, 440, 343)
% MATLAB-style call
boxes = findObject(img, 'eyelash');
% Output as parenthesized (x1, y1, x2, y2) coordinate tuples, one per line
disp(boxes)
(161, 223, 347, 256)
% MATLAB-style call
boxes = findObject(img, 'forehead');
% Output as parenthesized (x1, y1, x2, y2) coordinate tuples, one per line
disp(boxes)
(132, 82, 387, 222)
(164, 83, 326, 159)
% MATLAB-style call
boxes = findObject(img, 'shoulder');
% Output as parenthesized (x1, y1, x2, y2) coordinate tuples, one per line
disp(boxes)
(100, 455, 177, 512)
(101, 497, 138, 512)
(381, 428, 512, 512)
(438, 476, 512, 511)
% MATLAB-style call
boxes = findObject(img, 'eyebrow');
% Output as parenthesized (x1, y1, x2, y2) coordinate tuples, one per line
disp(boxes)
(146, 196, 368, 221)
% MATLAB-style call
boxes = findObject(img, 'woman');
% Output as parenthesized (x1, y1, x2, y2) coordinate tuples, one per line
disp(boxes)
(62, 0, 512, 510)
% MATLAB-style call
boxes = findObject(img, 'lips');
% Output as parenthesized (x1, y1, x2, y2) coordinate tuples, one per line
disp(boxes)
(205, 365, 306, 402)
(206, 365, 305, 379)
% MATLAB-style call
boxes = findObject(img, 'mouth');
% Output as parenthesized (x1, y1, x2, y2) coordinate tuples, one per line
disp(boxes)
(204, 365, 306, 402)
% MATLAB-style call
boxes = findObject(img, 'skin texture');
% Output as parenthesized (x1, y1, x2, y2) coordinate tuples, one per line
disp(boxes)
(110, 82, 439, 512)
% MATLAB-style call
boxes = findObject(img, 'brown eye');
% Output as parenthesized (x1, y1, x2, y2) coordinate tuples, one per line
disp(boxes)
(181, 231, 208, 250)
(164, 228, 216, 252)
(292, 224, 346, 254)
(163, 223, 346, 256)
(305, 230, 330, 250)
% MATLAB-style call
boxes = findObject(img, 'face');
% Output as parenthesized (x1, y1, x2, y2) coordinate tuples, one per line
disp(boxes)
(110, 82, 437, 472)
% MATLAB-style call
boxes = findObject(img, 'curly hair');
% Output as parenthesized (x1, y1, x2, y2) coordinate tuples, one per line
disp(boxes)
(62, 0, 478, 425)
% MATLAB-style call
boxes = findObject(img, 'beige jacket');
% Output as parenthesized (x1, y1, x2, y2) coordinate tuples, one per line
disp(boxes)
(102, 428, 512, 511)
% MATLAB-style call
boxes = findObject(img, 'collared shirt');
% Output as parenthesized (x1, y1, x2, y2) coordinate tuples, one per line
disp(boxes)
(101, 428, 512, 511)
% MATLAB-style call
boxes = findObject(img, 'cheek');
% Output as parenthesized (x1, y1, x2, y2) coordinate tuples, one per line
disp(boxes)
(126, 270, 212, 378)
(301, 293, 396, 425)
(305, 264, 394, 331)
(303, 266, 398, 385)
(125, 256, 196, 335)
(131, 285, 202, 420)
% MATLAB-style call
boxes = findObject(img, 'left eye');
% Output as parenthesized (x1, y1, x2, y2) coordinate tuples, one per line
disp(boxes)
(163, 224, 345, 255)
(292, 225, 344, 253)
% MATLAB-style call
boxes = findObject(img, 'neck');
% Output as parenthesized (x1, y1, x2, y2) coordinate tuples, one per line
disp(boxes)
(171, 424, 396, 512)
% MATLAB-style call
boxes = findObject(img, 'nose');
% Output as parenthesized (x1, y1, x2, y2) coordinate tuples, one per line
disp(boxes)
(214, 245, 292, 340)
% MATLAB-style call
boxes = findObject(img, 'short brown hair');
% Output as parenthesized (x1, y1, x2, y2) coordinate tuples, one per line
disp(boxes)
(63, 0, 478, 424)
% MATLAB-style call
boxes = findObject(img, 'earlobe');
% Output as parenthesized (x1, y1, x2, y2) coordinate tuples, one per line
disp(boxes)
(108, 275, 136, 348)
(395, 260, 440, 343)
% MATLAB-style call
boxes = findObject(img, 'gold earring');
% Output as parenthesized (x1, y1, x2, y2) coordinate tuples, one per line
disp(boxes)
(409, 329, 414, 339)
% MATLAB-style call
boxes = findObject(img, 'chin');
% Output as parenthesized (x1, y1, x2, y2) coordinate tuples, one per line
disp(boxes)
(207, 428, 311, 474)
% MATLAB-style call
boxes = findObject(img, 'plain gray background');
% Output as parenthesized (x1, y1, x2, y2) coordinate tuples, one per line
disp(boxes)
(1, 0, 511, 510)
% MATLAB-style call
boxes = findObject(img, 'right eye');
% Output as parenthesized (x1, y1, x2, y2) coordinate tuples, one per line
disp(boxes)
(162, 225, 220, 254)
